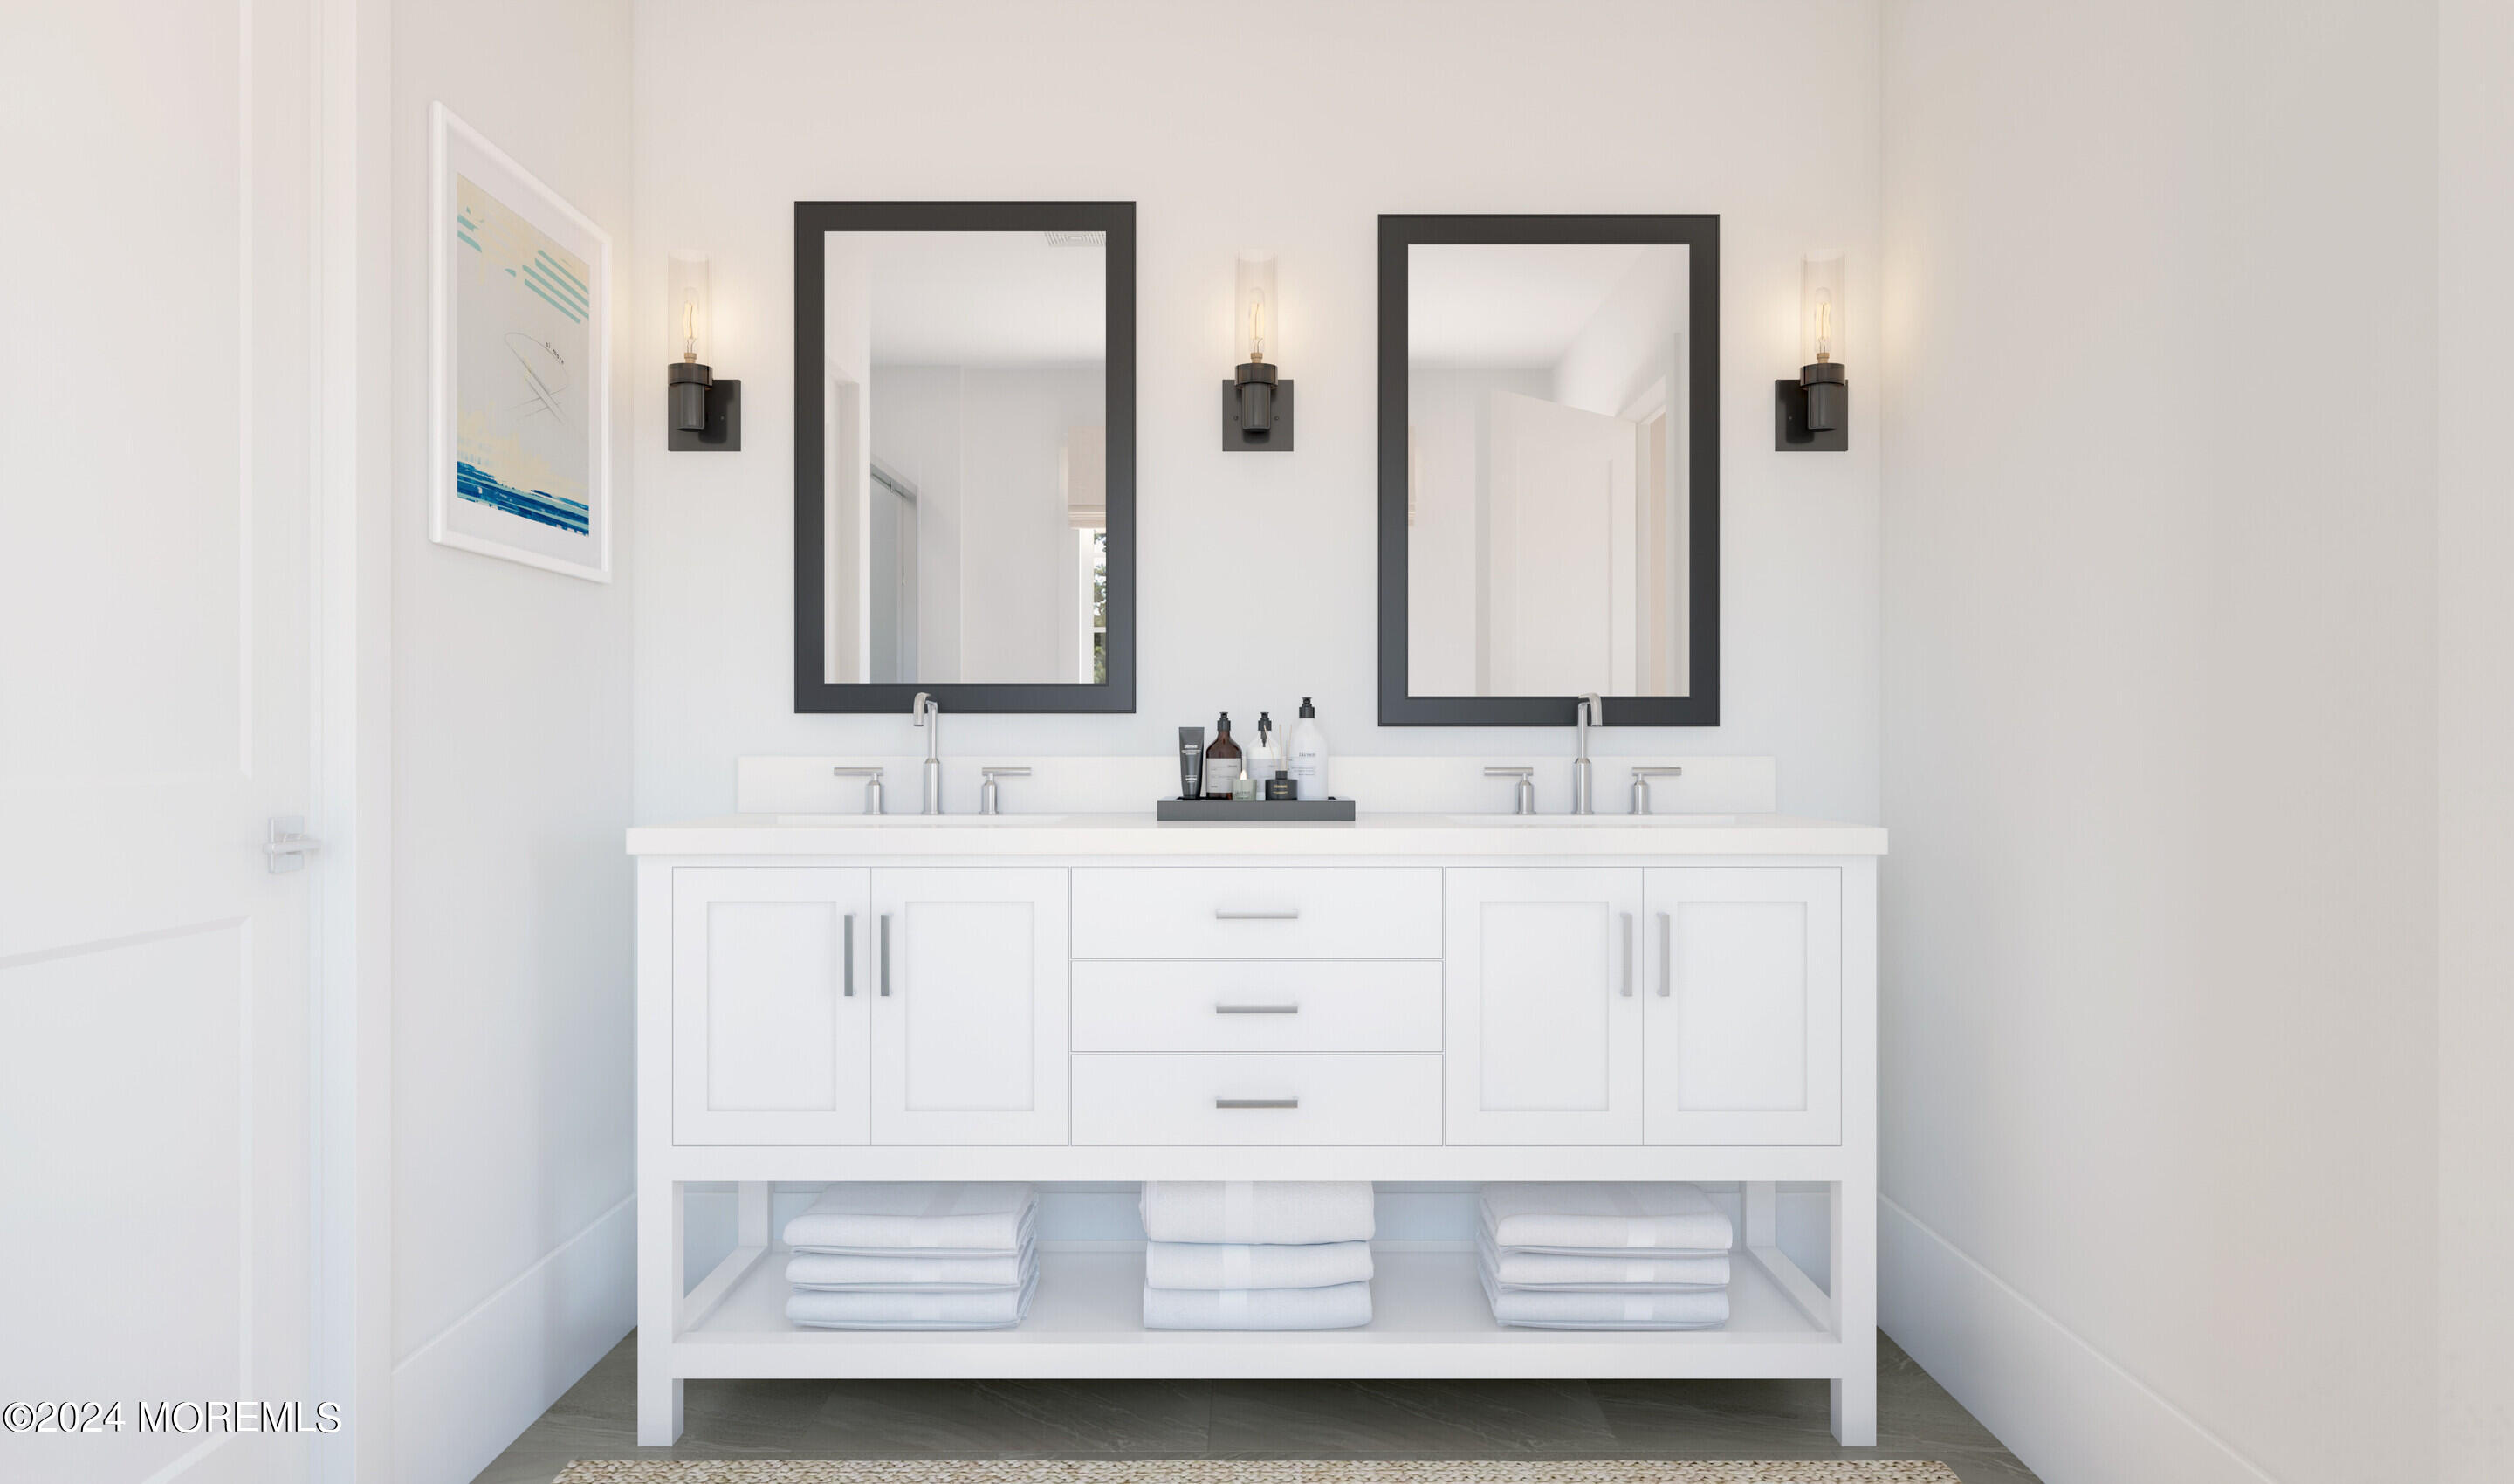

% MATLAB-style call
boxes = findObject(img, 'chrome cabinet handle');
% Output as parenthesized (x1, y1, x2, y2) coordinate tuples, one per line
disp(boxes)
(879, 913, 891, 996)
(843, 913, 855, 997)
(1215, 1098, 1299, 1109)
(1214, 908, 1300, 920)
(1658, 911, 1672, 997)
(1215, 1004, 1299, 1015)
(1620, 911, 1634, 997)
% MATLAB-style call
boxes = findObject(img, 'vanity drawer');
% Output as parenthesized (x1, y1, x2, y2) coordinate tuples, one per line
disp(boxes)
(1071, 1054, 1443, 1145)
(1072, 961, 1443, 1052)
(1071, 867, 1442, 959)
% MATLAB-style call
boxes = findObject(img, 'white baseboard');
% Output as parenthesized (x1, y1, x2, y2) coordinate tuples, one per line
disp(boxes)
(391, 1195, 636, 1484)
(1878, 1194, 2277, 1484)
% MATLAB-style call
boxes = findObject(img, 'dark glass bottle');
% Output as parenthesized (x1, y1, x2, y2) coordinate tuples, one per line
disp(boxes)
(1204, 712, 1242, 800)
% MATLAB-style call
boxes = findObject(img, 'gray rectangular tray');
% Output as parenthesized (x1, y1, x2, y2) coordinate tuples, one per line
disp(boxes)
(1156, 797, 1357, 822)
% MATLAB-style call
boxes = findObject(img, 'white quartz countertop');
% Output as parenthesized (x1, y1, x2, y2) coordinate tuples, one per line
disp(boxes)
(627, 812, 1886, 857)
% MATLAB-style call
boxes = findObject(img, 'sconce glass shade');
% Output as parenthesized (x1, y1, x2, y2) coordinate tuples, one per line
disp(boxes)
(1800, 251, 1845, 367)
(1233, 251, 1278, 367)
(667, 251, 712, 433)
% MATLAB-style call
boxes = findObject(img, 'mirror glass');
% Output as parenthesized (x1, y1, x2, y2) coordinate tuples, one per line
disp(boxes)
(821, 230, 1108, 685)
(1405, 242, 1692, 699)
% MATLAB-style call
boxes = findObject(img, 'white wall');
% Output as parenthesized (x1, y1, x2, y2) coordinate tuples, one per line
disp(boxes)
(631, 0, 1882, 826)
(388, 2, 636, 1481)
(2438, 1, 2514, 1476)
(1879, 3, 2439, 1483)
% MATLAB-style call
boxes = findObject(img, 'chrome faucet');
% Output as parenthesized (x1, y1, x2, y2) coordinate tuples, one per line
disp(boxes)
(911, 691, 942, 814)
(978, 766, 1029, 816)
(832, 766, 887, 815)
(1571, 694, 1604, 815)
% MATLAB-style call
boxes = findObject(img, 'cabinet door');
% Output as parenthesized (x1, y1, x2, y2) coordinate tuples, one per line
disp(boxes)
(1642, 867, 1842, 1144)
(871, 867, 1070, 1144)
(672, 867, 872, 1145)
(1444, 868, 1645, 1144)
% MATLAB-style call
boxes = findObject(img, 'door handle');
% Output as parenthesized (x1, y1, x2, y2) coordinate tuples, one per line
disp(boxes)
(843, 913, 855, 997)
(1215, 1097, 1299, 1109)
(1658, 911, 1672, 997)
(264, 816, 321, 875)
(879, 913, 891, 996)
(1620, 912, 1634, 997)
(1214, 908, 1300, 920)
(1215, 1004, 1299, 1015)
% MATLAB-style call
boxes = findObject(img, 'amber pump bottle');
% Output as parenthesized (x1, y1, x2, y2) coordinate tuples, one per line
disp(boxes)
(1204, 713, 1242, 800)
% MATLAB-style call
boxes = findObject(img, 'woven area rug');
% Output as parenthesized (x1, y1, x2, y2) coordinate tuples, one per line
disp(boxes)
(550, 1463, 1962, 1483)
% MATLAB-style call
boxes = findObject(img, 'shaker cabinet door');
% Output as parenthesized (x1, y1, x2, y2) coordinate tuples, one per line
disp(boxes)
(1642, 867, 1843, 1145)
(870, 867, 1070, 1145)
(1444, 868, 1645, 1144)
(671, 867, 873, 1145)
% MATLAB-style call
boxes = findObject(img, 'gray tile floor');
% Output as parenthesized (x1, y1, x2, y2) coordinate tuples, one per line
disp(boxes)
(471, 1331, 2039, 1484)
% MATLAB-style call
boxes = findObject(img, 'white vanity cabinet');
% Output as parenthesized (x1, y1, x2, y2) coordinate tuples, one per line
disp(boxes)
(631, 814, 1882, 1453)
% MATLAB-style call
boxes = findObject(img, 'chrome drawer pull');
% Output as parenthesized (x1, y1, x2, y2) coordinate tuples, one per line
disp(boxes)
(1215, 1097, 1300, 1109)
(843, 913, 855, 998)
(1620, 911, 1634, 997)
(1215, 1003, 1299, 1015)
(1214, 908, 1301, 920)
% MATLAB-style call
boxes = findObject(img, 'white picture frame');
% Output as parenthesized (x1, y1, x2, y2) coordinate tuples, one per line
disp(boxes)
(429, 103, 613, 582)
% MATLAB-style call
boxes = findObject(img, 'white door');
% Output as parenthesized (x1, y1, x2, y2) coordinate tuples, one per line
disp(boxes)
(672, 869, 873, 1145)
(1445, 869, 1645, 1144)
(1487, 391, 1639, 695)
(1643, 868, 1844, 1145)
(0, 5, 323, 1481)
(872, 868, 1069, 1144)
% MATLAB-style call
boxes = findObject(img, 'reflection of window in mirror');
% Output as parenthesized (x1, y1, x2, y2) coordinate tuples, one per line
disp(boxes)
(821, 230, 1107, 686)
(1405, 242, 1688, 700)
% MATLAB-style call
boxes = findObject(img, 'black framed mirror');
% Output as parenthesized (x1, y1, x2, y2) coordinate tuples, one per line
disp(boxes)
(794, 201, 1135, 713)
(1378, 214, 1719, 726)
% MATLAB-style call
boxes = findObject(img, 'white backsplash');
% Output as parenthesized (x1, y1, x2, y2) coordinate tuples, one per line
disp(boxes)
(736, 752, 1779, 816)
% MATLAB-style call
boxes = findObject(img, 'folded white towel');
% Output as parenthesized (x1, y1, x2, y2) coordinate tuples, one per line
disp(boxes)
(786, 1242, 1034, 1291)
(1478, 1261, 1727, 1329)
(1144, 1240, 1373, 1291)
(1475, 1229, 1728, 1291)
(1139, 1181, 1375, 1245)
(782, 1183, 1036, 1256)
(1142, 1281, 1373, 1330)
(1477, 1183, 1732, 1254)
(786, 1261, 1038, 1329)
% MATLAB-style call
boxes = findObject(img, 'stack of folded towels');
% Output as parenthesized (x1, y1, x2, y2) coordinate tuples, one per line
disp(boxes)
(1139, 1180, 1375, 1330)
(780, 1182, 1038, 1330)
(1477, 1182, 1734, 1330)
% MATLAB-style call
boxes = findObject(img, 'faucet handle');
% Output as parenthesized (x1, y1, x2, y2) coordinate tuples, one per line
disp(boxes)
(832, 766, 887, 816)
(978, 766, 1030, 817)
(1627, 766, 1684, 816)
(1484, 766, 1539, 817)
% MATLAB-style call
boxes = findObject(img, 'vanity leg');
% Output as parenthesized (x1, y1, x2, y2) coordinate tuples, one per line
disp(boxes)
(635, 1175, 684, 1446)
(1829, 1172, 1879, 1446)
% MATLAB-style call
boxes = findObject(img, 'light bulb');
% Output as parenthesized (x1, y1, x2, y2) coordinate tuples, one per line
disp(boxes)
(1811, 289, 1834, 363)
(1247, 290, 1267, 363)
(681, 294, 699, 361)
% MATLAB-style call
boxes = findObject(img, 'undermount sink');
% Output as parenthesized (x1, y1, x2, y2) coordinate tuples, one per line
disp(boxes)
(773, 813, 1067, 827)
(1446, 813, 1738, 826)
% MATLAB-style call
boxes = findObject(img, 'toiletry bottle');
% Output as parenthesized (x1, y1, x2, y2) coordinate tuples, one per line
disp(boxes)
(1254, 711, 1279, 784)
(1288, 697, 1329, 801)
(1178, 727, 1205, 800)
(1205, 713, 1242, 800)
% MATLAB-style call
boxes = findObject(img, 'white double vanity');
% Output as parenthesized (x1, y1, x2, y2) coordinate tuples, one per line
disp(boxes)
(629, 811, 1884, 1446)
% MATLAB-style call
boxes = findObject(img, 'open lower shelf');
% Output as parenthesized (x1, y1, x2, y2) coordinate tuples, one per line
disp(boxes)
(670, 1247, 1846, 1381)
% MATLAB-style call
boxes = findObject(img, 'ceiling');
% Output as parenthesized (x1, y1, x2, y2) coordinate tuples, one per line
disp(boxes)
(1407, 243, 1683, 368)
(840, 230, 1107, 368)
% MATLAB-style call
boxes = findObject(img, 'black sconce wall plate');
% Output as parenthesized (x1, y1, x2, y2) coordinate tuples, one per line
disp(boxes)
(670, 378, 742, 451)
(1222, 378, 1295, 451)
(1774, 375, 1846, 451)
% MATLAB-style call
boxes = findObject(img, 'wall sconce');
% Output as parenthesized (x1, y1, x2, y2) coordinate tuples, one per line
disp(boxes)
(1775, 250, 1846, 452)
(1223, 251, 1293, 451)
(668, 251, 740, 451)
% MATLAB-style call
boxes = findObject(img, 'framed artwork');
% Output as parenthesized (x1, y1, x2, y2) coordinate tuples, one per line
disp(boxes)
(429, 103, 612, 581)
